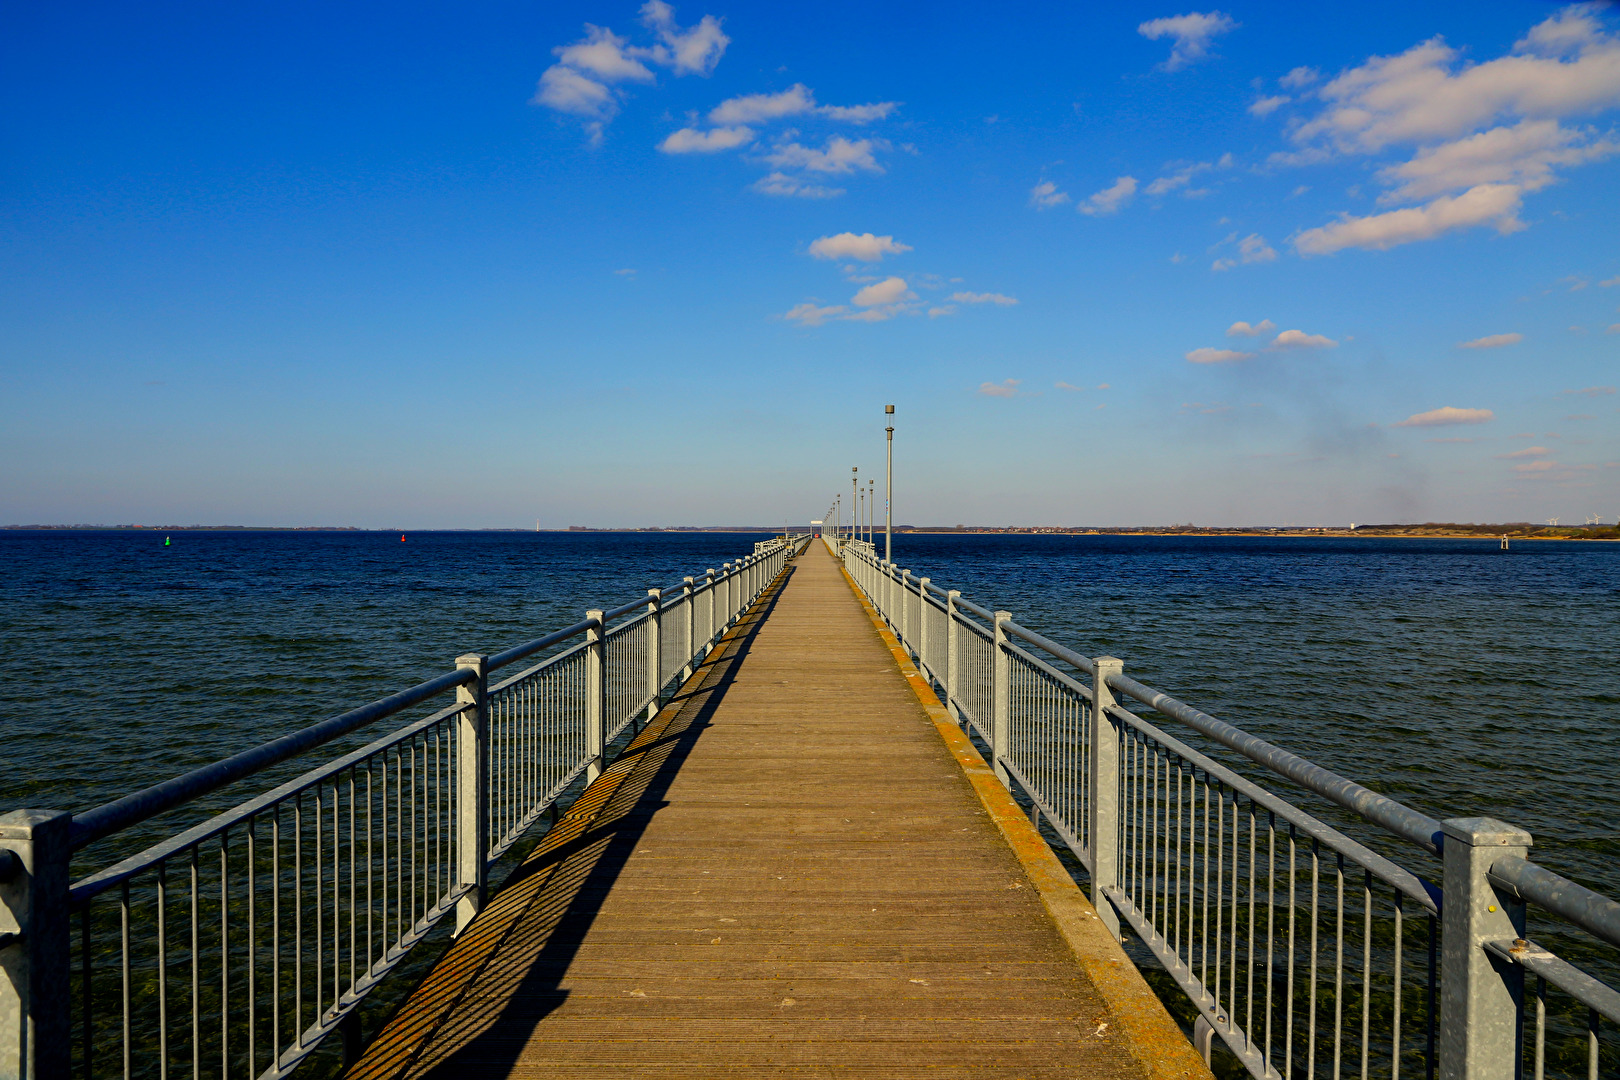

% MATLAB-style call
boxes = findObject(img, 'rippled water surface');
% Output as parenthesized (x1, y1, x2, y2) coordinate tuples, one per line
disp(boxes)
(3, 530, 1616, 898)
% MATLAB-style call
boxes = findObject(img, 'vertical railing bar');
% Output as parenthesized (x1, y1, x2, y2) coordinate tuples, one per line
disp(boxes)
(219, 829, 229, 1080)
(1265, 811, 1276, 1075)
(1361, 869, 1372, 1080)
(272, 810, 281, 1071)
(248, 817, 257, 1080)
(121, 880, 131, 1080)
(158, 861, 169, 1080)
(1531, 976, 1544, 1080)
(1393, 891, 1404, 1080)
(1334, 853, 1345, 1080)
(1309, 841, 1321, 1080)
(189, 844, 198, 1080)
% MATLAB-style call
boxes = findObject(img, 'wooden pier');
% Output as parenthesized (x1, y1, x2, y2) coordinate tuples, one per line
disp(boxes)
(346, 543, 1209, 1079)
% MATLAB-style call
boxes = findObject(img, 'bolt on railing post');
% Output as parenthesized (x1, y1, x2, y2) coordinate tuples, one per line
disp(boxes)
(0, 809, 73, 1080)
(645, 588, 662, 726)
(917, 578, 932, 683)
(946, 590, 961, 724)
(991, 611, 1012, 788)
(453, 652, 488, 935)
(681, 577, 695, 682)
(1089, 656, 1124, 941)
(585, 610, 605, 783)
(1439, 817, 1531, 1080)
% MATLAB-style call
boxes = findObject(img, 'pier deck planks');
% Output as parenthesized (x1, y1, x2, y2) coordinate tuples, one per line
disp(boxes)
(347, 543, 1146, 1079)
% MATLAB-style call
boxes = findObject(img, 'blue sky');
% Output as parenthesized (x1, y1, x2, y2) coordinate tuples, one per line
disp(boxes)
(2, 0, 1617, 528)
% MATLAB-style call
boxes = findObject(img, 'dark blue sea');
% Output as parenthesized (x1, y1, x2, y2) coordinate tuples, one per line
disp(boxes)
(2, 530, 1616, 900)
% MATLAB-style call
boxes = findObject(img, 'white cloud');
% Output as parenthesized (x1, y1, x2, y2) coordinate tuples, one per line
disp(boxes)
(707, 83, 897, 126)
(1186, 347, 1251, 364)
(1294, 183, 1526, 254)
(821, 102, 899, 123)
(1272, 329, 1337, 348)
(752, 172, 844, 198)
(1138, 12, 1239, 71)
(851, 277, 914, 307)
(1240, 233, 1277, 262)
(1029, 180, 1071, 209)
(1459, 332, 1524, 348)
(614, 268, 636, 276)
(534, 65, 618, 119)
(1250, 95, 1290, 116)
(1213, 233, 1277, 270)
(1055, 381, 1085, 390)
(553, 25, 657, 84)
(764, 136, 884, 174)
(783, 302, 847, 326)
(1276, 8, 1620, 253)
(1610, 323, 1620, 333)
(1145, 153, 1233, 196)
(808, 233, 912, 261)
(1293, 13, 1620, 154)
(709, 84, 817, 125)
(1600, 275, 1620, 286)
(1279, 66, 1320, 89)
(1500, 445, 1552, 458)
(928, 305, 956, 318)
(1513, 459, 1562, 473)
(659, 125, 754, 153)
(534, 5, 728, 142)
(1228, 319, 1277, 337)
(1080, 175, 1138, 215)
(1378, 119, 1618, 202)
(639, 1, 729, 75)
(1393, 405, 1496, 427)
(1565, 384, 1617, 394)
(978, 379, 1022, 397)
(948, 291, 1018, 305)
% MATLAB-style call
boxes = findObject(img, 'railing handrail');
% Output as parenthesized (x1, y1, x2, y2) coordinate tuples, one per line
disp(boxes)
(848, 542, 1446, 855)
(1490, 854, 1620, 948)
(69, 545, 783, 852)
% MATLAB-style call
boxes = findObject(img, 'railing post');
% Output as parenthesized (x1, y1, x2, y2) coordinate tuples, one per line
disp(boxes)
(991, 611, 1011, 787)
(946, 590, 961, 723)
(645, 588, 662, 725)
(900, 571, 912, 651)
(453, 653, 489, 934)
(721, 563, 733, 627)
(917, 577, 932, 683)
(1089, 656, 1124, 940)
(704, 570, 716, 654)
(1439, 817, 1531, 1080)
(0, 809, 72, 1080)
(681, 576, 695, 682)
(585, 610, 605, 783)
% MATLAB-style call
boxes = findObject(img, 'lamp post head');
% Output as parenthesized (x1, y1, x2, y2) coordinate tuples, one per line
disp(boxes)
(885, 404, 894, 415)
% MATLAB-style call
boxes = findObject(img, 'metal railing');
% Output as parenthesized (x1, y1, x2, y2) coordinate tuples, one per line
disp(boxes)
(0, 533, 810, 1080)
(838, 537, 1619, 1080)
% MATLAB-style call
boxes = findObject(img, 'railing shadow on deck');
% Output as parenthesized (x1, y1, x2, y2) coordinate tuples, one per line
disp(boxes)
(351, 562, 799, 1080)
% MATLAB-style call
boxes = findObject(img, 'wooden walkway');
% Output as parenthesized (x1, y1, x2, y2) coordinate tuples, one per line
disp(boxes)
(347, 543, 1205, 1079)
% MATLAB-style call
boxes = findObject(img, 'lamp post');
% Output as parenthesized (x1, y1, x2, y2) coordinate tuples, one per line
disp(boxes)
(851, 467, 859, 544)
(868, 480, 875, 543)
(884, 404, 895, 561)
